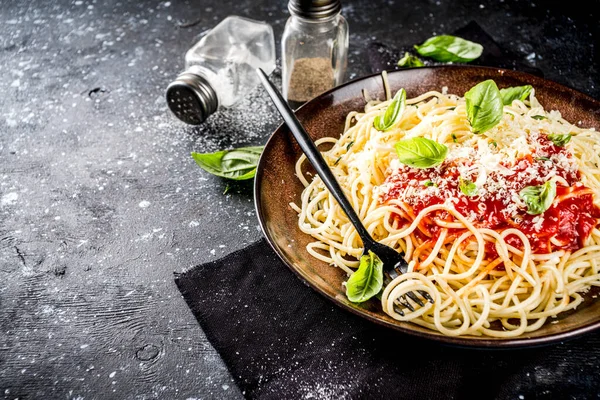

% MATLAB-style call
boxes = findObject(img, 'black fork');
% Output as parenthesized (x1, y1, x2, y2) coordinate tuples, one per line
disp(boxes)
(367, 239, 433, 313)
(257, 68, 433, 314)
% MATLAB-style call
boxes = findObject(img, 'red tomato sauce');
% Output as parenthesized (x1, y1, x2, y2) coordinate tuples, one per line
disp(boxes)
(380, 136, 600, 255)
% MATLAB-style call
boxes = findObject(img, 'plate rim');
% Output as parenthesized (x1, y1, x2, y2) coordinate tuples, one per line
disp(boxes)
(254, 65, 600, 348)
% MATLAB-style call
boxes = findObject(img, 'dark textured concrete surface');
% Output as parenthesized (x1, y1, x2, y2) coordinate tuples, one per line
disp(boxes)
(0, 0, 597, 399)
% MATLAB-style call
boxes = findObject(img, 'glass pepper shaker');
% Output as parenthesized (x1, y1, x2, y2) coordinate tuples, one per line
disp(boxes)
(281, 0, 349, 109)
(166, 15, 276, 125)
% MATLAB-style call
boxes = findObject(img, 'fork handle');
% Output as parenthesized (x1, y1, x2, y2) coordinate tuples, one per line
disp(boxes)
(257, 68, 376, 248)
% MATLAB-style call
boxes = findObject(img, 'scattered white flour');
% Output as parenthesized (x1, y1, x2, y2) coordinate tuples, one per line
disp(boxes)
(1, 192, 18, 206)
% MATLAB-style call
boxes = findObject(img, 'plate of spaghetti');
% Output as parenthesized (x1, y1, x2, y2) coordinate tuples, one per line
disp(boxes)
(255, 66, 600, 347)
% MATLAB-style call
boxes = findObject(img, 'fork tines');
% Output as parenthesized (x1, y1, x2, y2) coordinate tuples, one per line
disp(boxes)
(384, 271, 435, 317)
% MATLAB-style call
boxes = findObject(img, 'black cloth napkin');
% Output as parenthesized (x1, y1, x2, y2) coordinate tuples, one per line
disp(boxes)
(175, 22, 598, 399)
(366, 20, 543, 77)
(175, 239, 600, 399)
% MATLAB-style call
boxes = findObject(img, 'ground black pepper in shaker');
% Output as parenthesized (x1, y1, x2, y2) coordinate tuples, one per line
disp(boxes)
(281, 0, 349, 109)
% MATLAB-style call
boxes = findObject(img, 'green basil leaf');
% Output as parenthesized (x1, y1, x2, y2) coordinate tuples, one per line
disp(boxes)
(547, 133, 571, 147)
(519, 180, 557, 215)
(374, 89, 407, 131)
(397, 52, 425, 68)
(536, 156, 551, 161)
(345, 250, 384, 303)
(465, 80, 504, 134)
(414, 35, 483, 63)
(191, 146, 263, 180)
(395, 137, 448, 168)
(424, 180, 437, 187)
(499, 85, 533, 105)
(532, 115, 547, 120)
(459, 178, 477, 196)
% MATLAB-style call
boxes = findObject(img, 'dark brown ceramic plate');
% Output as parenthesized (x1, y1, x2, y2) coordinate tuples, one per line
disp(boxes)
(254, 65, 600, 348)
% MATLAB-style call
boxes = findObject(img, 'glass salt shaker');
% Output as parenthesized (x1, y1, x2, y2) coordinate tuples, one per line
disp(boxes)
(281, 0, 349, 109)
(166, 15, 276, 125)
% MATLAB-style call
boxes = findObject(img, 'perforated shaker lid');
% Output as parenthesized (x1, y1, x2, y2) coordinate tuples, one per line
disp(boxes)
(165, 72, 218, 125)
(288, 0, 342, 19)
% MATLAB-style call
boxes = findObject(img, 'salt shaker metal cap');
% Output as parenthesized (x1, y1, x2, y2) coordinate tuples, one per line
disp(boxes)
(288, 0, 342, 19)
(166, 71, 219, 126)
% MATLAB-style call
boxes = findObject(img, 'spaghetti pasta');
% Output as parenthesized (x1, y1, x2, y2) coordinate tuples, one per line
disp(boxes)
(291, 75, 600, 337)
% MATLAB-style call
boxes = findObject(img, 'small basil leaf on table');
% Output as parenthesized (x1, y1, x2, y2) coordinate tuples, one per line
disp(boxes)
(346, 250, 384, 303)
(414, 35, 483, 63)
(395, 137, 448, 168)
(374, 89, 407, 131)
(547, 133, 571, 147)
(519, 180, 557, 215)
(465, 80, 504, 134)
(499, 85, 533, 105)
(397, 52, 425, 68)
(191, 146, 264, 180)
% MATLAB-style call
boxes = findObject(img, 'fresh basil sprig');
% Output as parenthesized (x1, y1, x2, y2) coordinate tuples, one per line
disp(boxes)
(459, 178, 477, 196)
(398, 52, 425, 68)
(191, 146, 263, 180)
(499, 85, 533, 105)
(519, 180, 557, 215)
(374, 89, 407, 131)
(345, 250, 383, 303)
(395, 137, 448, 168)
(465, 80, 504, 134)
(414, 35, 483, 63)
(547, 133, 572, 147)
